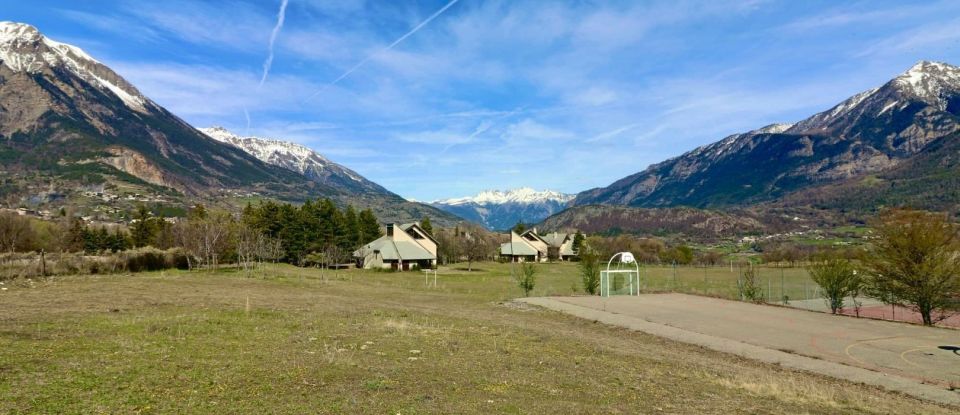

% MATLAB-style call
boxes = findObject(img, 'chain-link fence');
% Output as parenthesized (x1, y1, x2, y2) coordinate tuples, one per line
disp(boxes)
(638, 264, 822, 304)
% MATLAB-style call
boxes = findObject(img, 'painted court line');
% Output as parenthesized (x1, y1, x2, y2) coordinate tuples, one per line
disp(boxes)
(519, 297, 960, 407)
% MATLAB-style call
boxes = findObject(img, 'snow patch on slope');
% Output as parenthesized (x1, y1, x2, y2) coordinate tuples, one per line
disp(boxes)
(435, 188, 574, 206)
(893, 61, 960, 109)
(199, 126, 338, 177)
(0, 21, 147, 111)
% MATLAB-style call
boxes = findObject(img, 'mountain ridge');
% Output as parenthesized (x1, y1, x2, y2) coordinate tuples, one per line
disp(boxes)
(573, 60, 960, 210)
(0, 21, 464, 227)
(431, 188, 574, 230)
(199, 126, 394, 196)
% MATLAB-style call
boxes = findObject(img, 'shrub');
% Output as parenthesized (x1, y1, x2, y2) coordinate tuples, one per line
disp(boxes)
(515, 263, 537, 297)
(579, 250, 601, 295)
(739, 266, 764, 303)
(807, 257, 861, 314)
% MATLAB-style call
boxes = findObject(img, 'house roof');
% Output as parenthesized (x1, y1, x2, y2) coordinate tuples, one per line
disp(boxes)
(399, 222, 438, 245)
(500, 240, 539, 256)
(353, 235, 435, 261)
(520, 229, 549, 245)
(540, 232, 569, 248)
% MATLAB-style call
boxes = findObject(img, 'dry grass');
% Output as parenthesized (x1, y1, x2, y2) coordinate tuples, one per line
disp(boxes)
(0, 262, 953, 414)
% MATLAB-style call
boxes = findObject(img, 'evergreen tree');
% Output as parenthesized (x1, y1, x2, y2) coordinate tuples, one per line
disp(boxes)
(358, 209, 382, 244)
(109, 228, 129, 252)
(572, 231, 585, 254)
(130, 205, 157, 248)
(512, 221, 527, 234)
(190, 204, 208, 220)
(64, 217, 86, 252)
(341, 206, 361, 250)
(420, 216, 433, 235)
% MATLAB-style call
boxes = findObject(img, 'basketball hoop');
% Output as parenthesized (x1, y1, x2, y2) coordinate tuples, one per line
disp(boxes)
(600, 252, 641, 297)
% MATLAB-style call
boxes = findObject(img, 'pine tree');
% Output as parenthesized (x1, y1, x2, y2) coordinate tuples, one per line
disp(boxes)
(358, 209, 382, 244)
(130, 205, 157, 248)
(512, 221, 526, 234)
(110, 228, 129, 252)
(341, 206, 361, 250)
(420, 216, 433, 235)
(190, 204, 208, 220)
(572, 231, 585, 254)
(64, 217, 86, 252)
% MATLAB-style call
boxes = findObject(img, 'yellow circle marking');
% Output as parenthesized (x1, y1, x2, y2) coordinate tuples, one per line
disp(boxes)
(843, 336, 911, 368)
(899, 346, 937, 368)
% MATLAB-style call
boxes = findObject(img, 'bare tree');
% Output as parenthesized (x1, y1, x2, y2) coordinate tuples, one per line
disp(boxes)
(196, 211, 233, 270)
(235, 223, 260, 276)
(435, 229, 462, 265)
(173, 220, 201, 270)
(463, 234, 493, 271)
(0, 212, 33, 253)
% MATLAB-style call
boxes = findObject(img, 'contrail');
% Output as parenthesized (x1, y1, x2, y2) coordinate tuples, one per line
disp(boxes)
(243, 108, 252, 136)
(259, 0, 289, 88)
(441, 106, 526, 154)
(305, 0, 460, 101)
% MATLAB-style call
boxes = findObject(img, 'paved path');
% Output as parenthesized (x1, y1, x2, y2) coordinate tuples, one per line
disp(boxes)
(520, 293, 960, 407)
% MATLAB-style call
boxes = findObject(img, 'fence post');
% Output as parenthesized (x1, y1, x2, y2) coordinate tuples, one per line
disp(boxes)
(40, 249, 46, 277)
(767, 273, 771, 303)
(672, 262, 677, 290)
(780, 266, 785, 304)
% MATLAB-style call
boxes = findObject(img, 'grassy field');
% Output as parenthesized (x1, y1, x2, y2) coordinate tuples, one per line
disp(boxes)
(0, 262, 953, 414)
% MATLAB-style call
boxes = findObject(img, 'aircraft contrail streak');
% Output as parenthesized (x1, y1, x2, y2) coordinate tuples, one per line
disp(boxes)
(259, 0, 289, 88)
(305, 0, 460, 102)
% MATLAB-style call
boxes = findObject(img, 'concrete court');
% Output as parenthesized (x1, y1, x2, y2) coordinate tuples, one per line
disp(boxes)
(521, 293, 960, 405)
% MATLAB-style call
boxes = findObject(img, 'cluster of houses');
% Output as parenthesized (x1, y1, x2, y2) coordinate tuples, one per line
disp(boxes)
(499, 229, 577, 263)
(352, 223, 578, 270)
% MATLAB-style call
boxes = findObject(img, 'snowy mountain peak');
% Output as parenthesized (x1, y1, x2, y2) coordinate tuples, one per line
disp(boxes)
(198, 126, 393, 196)
(893, 60, 960, 105)
(0, 22, 42, 45)
(431, 188, 574, 230)
(200, 126, 332, 173)
(753, 123, 795, 134)
(0, 21, 146, 111)
(435, 188, 574, 206)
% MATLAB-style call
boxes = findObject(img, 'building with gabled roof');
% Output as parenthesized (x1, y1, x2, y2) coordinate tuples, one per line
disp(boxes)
(540, 232, 577, 261)
(353, 222, 437, 270)
(500, 229, 548, 262)
(500, 229, 579, 262)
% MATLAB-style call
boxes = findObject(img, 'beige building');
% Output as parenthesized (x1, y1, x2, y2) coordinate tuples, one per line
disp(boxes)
(353, 223, 437, 270)
(540, 232, 577, 261)
(500, 229, 578, 262)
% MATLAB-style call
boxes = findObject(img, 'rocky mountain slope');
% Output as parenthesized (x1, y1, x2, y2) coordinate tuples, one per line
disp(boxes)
(573, 61, 960, 209)
(0, 21, 318, 198)
(199, 126, 393, 196)
(431, 188, 573, 230)
(0, 22, 462, 226)
(198, 126, 463, 226)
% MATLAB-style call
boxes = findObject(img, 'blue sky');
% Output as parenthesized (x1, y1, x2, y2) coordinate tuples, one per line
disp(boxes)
(6, 1, 960, 201)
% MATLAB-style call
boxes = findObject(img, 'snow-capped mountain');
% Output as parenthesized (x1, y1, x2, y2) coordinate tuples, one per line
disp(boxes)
(431, 188, 574, 230)
(199, 126, 394, 196)
(0, 21, 309, 194)
(573, 60, 960, 208)
(0, 21, 149, 112)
